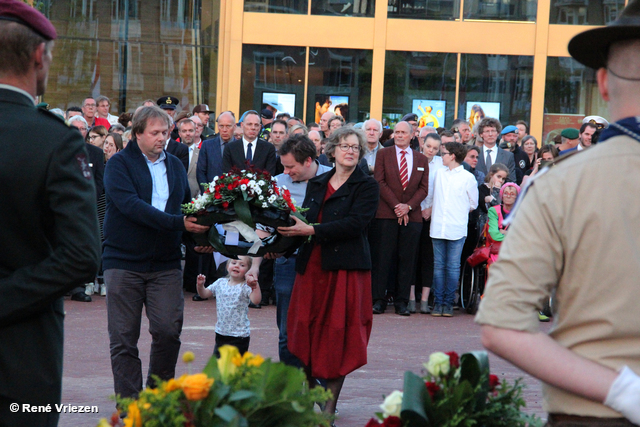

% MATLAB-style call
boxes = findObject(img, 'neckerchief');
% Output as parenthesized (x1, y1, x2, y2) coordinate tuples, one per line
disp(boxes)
(599, 116, 640, 143)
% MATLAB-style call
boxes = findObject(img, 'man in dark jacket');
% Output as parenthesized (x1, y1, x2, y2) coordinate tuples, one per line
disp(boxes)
(0, 3, 101, 425)
(103, 106, 210, 399)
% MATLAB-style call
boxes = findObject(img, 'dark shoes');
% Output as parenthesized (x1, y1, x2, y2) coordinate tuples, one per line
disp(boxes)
(71, 292, 91, 302)
(192, 294, 208, 301)
(420, 301, 431, 314)
(408, 300, 416, 313)
(442, 305, 454, 317)
(395, 303, 410, 316)
(431, 303, 443, 317)
(372, 300, 386, 314)
(249, 302, 261, 309)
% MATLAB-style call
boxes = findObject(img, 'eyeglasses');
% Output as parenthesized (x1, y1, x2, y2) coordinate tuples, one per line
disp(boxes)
(441, 151, 451, 156)
(338, 144, 361, 153)
(84, 103, 96, 108)
(88, 134, 102, 140)
(482, 130, 497, 135)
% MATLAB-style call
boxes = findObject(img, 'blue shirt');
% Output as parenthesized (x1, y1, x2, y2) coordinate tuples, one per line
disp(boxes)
(144, 151, 169, 212)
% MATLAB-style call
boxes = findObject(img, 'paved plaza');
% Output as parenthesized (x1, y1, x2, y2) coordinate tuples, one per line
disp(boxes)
(58, 293, 549, 427)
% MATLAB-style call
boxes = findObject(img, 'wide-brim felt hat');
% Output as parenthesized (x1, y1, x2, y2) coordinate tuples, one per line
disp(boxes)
(569, 0, 640, 69)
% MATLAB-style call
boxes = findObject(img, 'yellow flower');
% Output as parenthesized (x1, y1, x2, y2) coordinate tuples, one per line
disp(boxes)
(123, 402, 142, 427)
(218, 345, 240, 381)
(147, 388, 159, 395)
(181, 373, 214, 401)
(96, 419, 111, 427)
(143, 403, 151, 410)
(183, 351, 195, 363)
(247, 354, 265, 367)
(232, 351, 266, 368)
(164, 374, 187, 393)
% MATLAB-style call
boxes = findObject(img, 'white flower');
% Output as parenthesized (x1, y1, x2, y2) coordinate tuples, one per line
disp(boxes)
(262, 203, 268, 208)
(258, 180, 265, 186)
(259, 195, 264, 200)
(249, 180, 257, 187)
(255, 187, 262, 195)
(246, 173, 253, 178)
(281, 185, 288, 190)
(424, 352, 450, 377)
(212, 176, 218, 183)
(272, 177, 277, 182)
(380, 390, 403, 417)
(240, 184, 247, 191)
(268, 195, 277, 203)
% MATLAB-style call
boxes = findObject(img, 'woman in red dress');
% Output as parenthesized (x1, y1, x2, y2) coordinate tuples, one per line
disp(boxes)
(278, 127, 379, 424)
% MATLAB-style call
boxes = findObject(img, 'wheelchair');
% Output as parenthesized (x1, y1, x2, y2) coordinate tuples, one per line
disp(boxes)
(459, 223, 492, 315)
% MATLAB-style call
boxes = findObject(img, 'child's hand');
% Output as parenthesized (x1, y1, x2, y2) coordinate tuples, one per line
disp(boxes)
(246, 276, 259, 290)
(197, 274, 206, 287)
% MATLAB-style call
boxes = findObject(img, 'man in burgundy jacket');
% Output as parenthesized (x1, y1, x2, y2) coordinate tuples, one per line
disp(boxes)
(370, 121, 429, 316)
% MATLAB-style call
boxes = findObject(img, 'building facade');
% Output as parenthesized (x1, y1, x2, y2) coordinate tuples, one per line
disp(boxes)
(41, 0, 621, 143)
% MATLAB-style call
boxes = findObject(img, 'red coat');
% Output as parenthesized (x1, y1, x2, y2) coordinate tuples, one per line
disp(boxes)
(374, 146, 429, 223)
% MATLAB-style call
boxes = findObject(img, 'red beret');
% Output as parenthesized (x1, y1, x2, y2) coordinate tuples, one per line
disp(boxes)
(0, 0, 57, 40)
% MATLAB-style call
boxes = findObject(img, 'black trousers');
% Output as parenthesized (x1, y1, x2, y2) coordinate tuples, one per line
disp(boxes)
(415, 219, 434, 297)
(370, 218, 422, 305)
(182, 240, 214, 293)
(214, 333, 250, 357)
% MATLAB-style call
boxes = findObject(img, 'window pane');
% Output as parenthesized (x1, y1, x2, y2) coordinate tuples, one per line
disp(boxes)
(387, 0, 460, 21)
(382, 51, 457, 129)
(244, 0, 308, 14)
(44, 0, 220, 114)
(458, 54, 533, 127)
(549, 0, 625, 25)
(542, 57, 607, 144)
(311, 0, 375, 16)
(306, 48, 373, 124)
(240, 45, 307, 118)
(464, 0, 537, 21)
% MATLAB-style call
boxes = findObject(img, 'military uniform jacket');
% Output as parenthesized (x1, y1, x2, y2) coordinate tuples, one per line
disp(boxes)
(0, 87, 101, 405)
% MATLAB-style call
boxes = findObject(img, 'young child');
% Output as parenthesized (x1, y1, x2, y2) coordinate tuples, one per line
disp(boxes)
(196, 256, 261, 356)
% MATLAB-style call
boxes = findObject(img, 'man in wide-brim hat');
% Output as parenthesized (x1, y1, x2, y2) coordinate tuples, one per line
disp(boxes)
(476, 1, 640, 425)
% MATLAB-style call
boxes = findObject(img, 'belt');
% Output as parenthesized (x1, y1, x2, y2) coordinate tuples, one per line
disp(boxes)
(547, 414, 634, 427)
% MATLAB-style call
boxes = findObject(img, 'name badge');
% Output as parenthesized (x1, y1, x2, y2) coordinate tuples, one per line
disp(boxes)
(417, 167, 425, 171)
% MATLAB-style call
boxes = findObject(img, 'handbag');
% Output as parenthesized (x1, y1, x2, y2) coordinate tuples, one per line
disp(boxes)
(467, 246, 490, 267)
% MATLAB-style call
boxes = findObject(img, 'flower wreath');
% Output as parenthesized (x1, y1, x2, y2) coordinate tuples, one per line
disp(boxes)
(182, 166, 307, 258)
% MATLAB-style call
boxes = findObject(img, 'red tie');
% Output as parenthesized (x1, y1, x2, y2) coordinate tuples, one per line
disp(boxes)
(400, 150, 408, 190)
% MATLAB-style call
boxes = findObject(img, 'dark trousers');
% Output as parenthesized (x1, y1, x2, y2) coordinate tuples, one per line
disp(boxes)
(546, 414, 635, 426)
(0, 395, 59, 427)
(182, 240, 214, 293)
(258, 258, 275, 303)
(214, 333, 250, 357)
(370, 218, 422, 306)
(105, 268, 184, 399)
(273, 256, 301, 367)
(416, 219, 434, 298)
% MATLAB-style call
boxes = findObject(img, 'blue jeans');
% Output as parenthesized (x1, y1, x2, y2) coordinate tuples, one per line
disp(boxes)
(273, 256, 301, 368)
(432, 237, 466, 307)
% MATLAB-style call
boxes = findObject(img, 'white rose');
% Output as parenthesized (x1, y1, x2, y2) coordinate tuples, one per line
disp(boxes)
(424, 352, 450, 377)
(380, 390, 403, 417)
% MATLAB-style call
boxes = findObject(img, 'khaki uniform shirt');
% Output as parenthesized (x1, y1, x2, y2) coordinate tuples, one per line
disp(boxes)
(476, 135, 640, 417)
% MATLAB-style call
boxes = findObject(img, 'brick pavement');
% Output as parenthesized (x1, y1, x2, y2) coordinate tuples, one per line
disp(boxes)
(58, 294, 549, 427)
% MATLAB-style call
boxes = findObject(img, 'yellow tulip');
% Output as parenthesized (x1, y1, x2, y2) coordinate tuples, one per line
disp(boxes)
(247, 354, 265, 367)
(217, 345, 240, 381)
(123, 402, 142, 427)
(181, 373, 214, 401)
(183, 351, 195, 363)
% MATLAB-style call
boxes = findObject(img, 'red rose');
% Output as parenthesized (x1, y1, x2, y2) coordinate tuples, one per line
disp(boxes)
(214, 193, 221, 199)
(227, 185, 233, 190)
(445, 351, 460, 369)
(364, 419, 381, 427)
(222, 201, 229, 209)
(424, 381, 440, 399)
(382, 416, 402, 427)
(489, 374, 500, 391)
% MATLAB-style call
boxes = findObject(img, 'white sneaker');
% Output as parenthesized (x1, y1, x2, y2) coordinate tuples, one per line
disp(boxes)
(100, 284, 106, 296)
(85, 283, 94, 295)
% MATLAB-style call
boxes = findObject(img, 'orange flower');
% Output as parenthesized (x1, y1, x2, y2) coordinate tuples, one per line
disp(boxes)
(164, 374, 187, 393)
(123, 402, 142, 427)
(181, 373, 214, 401)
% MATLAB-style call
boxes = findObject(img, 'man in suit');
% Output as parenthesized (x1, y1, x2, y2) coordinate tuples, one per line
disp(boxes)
(197, 111, 236, 189)
(269, 119, 288, 175)
(474, 117, 517, 182)
(370, 121, 430, 316)
(0, 2, 101, 425)
(166, 133, 189, 171)
(223, 110, 277, 175)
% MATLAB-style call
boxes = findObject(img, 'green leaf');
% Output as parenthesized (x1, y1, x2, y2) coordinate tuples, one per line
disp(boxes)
(400, 371, 430, 427)
(202, 353, 222, 382)
(229, 390, 256, 402)
(207, 223, 228, 254)
(234, 198, 255, 228)
(215, 404, 240, 422)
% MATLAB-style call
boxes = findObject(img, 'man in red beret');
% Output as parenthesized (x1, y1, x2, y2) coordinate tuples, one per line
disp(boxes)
(0, 0, 101, 425)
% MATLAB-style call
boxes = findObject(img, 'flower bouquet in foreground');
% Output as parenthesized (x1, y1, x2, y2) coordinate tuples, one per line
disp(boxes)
(182, 165, 307, 257)
(98, 346, 331, 427)
(366, 351, 543, 427)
